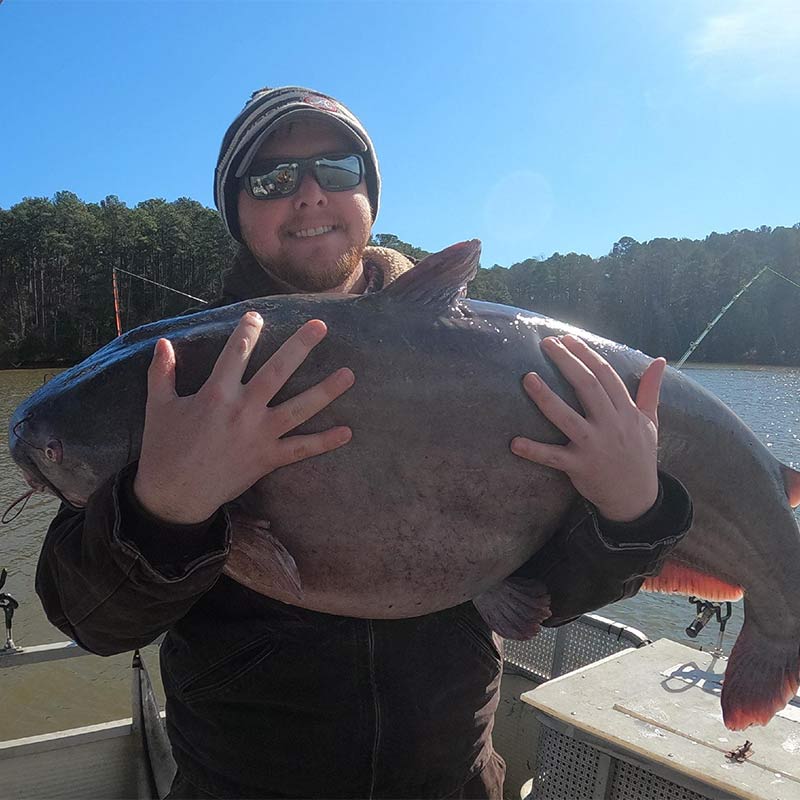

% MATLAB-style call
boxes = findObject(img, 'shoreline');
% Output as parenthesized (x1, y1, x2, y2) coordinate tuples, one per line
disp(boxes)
(4, 361, 800, 372)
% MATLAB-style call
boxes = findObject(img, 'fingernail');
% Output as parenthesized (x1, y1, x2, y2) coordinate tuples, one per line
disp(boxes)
(245, 311, 263, 324)
(337, 427, 352, 444)
(525, 372, 542, 390)
(308, 319, 327, 339)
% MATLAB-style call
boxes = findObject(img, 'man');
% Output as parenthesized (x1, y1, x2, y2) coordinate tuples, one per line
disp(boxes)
(36, 86, 692, 799)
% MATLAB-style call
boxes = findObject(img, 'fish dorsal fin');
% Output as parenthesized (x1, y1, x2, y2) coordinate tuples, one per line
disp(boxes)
(642, 559, 743, 601)
(375, 240, 481, 308)
(780, 463, 800, 508)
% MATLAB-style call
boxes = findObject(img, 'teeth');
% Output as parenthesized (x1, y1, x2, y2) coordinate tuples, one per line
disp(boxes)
(293, 226, 334, 238)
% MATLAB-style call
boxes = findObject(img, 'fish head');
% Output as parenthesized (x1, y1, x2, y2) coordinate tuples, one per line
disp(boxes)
(8, 366, 140, 508)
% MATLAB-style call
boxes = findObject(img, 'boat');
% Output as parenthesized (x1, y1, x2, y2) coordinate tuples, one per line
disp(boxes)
(0, 611, 646, 799)
(2, 558, 799, 800)
(3, 610, 783, 800)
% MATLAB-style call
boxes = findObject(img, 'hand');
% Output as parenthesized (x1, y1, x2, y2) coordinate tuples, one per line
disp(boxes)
(511, 334, 666, 522)
(133, 312, 354, 524)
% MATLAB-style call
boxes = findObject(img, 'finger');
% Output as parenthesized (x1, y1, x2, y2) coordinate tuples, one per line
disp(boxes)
(510, 436, 574, 473)
(269, 427, 353, 470)
(207, 311, 264, 388)
(522, 372, 589, 444)
(146, 338, 177, 406)
(541, 337, 617, 421)
(635, 357, 666, 427)
(247, 319, 328, 404)
(558, 335, 634, 412)
(268, 367, 355, 437)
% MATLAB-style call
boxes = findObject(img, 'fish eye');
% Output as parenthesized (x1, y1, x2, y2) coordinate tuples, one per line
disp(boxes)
(44, 439, 63, 464)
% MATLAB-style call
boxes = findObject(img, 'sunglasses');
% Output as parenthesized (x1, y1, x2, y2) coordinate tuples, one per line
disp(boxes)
(242, 153, 365, 200)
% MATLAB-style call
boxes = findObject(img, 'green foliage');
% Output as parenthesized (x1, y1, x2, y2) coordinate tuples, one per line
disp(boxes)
(369, 233, 430, 262)
(2, 193, 800, 366)
(0, 193, 233, 367)
(478, 229, 800, 365)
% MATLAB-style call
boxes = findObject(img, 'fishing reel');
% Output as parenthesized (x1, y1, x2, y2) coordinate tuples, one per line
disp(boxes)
(0, 568, 20, 652)
(685, 596, 732, 656)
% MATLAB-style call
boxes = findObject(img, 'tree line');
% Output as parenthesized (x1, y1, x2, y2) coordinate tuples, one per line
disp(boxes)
(2, 192, 800, 368)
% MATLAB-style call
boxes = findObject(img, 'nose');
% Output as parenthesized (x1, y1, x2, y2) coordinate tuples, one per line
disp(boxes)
(292, 170, 328, 211)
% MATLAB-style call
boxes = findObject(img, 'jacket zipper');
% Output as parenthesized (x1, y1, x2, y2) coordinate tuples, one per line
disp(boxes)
(367, 620, 381, 799)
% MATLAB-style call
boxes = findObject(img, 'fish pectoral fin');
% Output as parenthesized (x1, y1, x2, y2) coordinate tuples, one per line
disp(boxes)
(472, 577, 551, 640)
(780, 463, 800, 508)
(642, 559, 743, 601)
(223, 515, 303, 601)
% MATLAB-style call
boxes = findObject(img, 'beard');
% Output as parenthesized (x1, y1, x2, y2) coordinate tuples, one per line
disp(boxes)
(237, 188, 374, 294)
(266, 239, 366, 293)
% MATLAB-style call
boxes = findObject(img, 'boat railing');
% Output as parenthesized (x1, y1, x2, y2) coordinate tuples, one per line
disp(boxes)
(0, 613, 649, 674)
(502, 612, 650, 684)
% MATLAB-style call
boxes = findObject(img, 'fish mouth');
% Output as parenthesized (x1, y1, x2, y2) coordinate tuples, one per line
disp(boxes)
(13, 448, 84, 511)
(25, 460, 83, 509)
(20, 468, 48, 494)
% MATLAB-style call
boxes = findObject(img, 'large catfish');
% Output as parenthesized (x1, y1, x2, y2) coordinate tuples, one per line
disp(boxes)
(8, 240, 800, 730)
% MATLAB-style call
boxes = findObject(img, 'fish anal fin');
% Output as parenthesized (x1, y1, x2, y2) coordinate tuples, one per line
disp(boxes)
(371, 240, 481, 308)
(643, 559, 743, 601)
(223, 512, 303, 601)
(780, 463, 800, 508)
(473, 576, 551, 640)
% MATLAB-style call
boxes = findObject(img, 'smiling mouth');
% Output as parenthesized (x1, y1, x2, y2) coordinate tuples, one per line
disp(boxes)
(290, 225, 338, 239)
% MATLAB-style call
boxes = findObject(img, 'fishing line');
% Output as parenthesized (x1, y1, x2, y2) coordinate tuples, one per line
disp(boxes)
(766, 267, 800, 292)
(113, 268, 209, 304)
(11, 416, 43, 453)
(2, 489, 36, 524)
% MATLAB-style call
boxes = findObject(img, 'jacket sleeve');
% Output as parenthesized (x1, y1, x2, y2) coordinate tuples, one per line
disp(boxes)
(35, 461, 230, 656)
(511, 470, 693, 627)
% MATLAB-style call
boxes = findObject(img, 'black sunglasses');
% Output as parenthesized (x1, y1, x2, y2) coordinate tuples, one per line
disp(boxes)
(242, 153, 364, 200)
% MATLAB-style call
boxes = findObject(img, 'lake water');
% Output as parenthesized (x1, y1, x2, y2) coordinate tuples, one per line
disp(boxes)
(1, 364, 799, 740)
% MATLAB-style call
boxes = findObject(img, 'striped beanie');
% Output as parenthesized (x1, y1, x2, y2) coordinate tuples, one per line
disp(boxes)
(214, 86, 380, 242)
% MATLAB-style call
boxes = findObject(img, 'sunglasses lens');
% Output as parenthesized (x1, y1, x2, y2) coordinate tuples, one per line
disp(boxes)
(247, 163, 300, 198)
(245, 154, 363, 199)
(315, 155, 363, 191)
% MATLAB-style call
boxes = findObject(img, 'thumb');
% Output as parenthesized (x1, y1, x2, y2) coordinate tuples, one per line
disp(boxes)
(146, 338, 177, 406)
(635, 357, 666, 427)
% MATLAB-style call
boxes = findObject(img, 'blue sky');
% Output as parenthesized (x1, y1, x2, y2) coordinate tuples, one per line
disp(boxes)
(1, 0, 798, 268)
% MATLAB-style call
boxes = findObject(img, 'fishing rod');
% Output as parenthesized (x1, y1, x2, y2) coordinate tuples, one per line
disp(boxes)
(0, 568, 19, 653)
(111, 268, 209, 337)
(675, 266, 769, 369)
(675, 265, 800, 369)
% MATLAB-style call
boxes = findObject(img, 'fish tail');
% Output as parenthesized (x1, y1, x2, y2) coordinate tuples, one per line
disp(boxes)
(721, 620, 800, 730)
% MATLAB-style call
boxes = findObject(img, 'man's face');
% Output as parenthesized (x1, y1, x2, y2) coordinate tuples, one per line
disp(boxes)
(237, 119, 372, 293)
